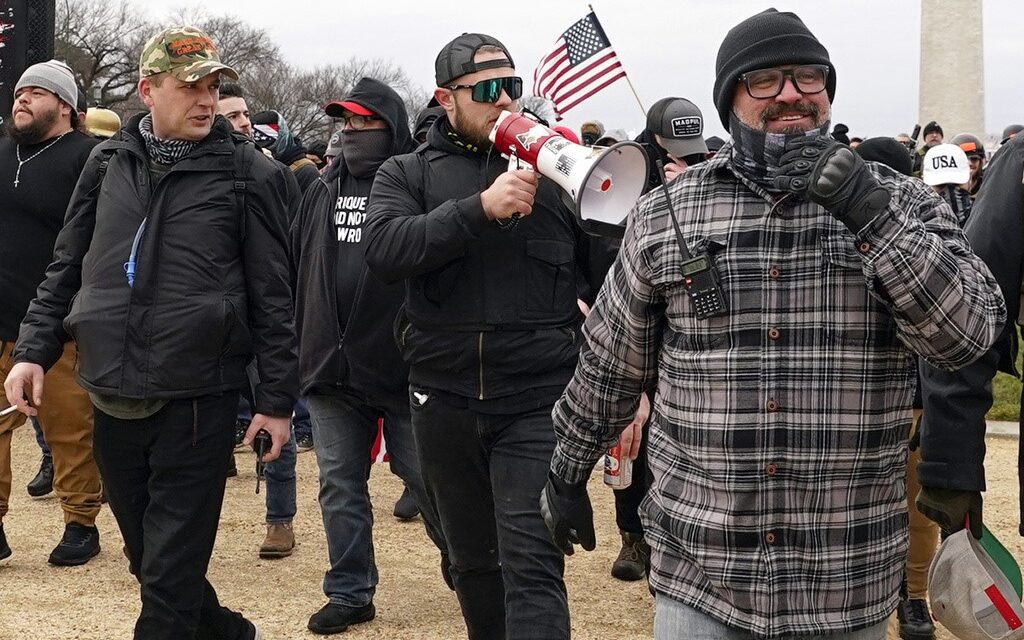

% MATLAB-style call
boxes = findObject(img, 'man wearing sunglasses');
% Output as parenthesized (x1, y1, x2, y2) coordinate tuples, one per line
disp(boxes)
(542, 8, 1004, 640)
(365, 33, 593, 640)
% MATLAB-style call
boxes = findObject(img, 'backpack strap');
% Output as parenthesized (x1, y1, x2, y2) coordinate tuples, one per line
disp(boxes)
(232, 140, 254, 242)
(91, 146, 118, 193)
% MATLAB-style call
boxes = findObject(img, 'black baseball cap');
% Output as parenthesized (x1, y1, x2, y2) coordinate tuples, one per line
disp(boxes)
(646, 97, 709, 158)
(435, 33, 515, 87)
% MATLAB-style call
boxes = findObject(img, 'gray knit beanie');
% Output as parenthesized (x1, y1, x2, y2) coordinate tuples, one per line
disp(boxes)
(15, 60, 79, 110)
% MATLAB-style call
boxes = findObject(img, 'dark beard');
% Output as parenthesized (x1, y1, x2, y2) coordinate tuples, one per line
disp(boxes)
(450, 104, 493, 150)
(5, 107, 60, 145)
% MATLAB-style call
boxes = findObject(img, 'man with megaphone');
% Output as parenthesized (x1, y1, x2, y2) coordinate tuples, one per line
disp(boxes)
(540, 8, 1005, 640)
(365, 33, 594, 640)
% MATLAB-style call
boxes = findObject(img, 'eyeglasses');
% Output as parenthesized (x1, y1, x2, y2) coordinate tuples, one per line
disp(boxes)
(738, 65, 829, 99)
(447, 76, 523, 103)
(339, 115, 382, 130)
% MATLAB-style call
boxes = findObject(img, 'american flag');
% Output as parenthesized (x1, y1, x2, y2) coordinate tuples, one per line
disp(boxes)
(532, 12, 627, 119)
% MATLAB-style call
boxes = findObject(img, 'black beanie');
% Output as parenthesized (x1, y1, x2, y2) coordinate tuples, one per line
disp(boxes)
(923, 121, 943, 137)
(855, 137, 913, 176)
(713, 8, 836, 131)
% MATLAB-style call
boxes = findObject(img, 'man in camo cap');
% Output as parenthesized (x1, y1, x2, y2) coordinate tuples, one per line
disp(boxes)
(6, 25, 296, 640)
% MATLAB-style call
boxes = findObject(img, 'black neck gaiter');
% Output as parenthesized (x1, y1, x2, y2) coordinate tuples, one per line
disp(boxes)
(342, 129, 392, 177)
(728, 111, 829, 192)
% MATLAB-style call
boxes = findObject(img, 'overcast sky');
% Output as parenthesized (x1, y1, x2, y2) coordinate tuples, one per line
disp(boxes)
(160, 1, 1021, 140)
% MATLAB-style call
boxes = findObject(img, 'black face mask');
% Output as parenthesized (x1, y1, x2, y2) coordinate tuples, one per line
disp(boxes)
(341, 129, 391, 177)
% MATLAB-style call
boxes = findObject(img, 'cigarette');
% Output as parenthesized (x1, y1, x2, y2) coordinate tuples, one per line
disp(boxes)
(1, 405, 20, 417)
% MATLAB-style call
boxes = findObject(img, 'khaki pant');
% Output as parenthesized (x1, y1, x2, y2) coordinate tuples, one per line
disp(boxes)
(886, 409, 940, 638)
(0, 341, 100, 526)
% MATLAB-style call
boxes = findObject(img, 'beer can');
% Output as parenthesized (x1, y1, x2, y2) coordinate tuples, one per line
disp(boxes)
(603, 444, 633, 489)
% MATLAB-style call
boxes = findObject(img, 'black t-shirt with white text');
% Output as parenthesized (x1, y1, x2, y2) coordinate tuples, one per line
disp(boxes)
(334, 172, 373, 330)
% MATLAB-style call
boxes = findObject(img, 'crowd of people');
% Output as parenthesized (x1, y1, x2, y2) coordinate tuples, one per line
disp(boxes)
(1, 8, 1023, 640)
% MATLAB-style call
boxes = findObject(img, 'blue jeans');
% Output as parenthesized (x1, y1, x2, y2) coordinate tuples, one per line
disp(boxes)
(292, 398, 312, 442)
(410, 389, 569, 640)
(307, 390, 445, 607)
(31, 416, 51, 457)
(264, 425, 296, 523)
(653, 594, 888, 640)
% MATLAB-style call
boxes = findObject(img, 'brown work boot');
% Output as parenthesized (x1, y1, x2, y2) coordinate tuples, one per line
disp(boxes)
(259, 523, 294, 559)
(611, 532, 650, 581)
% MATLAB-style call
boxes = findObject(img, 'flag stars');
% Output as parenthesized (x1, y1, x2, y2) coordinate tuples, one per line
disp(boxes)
(563, 15, 609, 65)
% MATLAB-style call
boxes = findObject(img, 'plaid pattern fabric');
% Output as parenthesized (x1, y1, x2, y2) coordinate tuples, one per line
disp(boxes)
(551, 142, 1005, 637)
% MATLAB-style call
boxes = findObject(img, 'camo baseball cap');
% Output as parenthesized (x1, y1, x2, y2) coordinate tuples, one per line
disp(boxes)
(139, 26, 239, 82)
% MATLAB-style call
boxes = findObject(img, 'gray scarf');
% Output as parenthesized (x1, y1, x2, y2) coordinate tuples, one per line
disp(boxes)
(138, 114, 199, 165)
(728, 111, 829, 192)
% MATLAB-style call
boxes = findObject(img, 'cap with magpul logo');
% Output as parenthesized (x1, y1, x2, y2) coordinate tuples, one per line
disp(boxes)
(646, 97, 708, 158)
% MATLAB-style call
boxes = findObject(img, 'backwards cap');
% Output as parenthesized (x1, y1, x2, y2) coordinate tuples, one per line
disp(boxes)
(435, 33, 514, 87)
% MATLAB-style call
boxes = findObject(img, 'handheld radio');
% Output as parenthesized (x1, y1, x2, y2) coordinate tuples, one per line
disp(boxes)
(655, 161, 727, 319)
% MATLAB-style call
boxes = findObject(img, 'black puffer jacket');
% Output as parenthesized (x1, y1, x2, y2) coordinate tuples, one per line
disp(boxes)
(14, 114, 298, 416)
(291, 77, 414, 398)
(365, 116, 593, 400)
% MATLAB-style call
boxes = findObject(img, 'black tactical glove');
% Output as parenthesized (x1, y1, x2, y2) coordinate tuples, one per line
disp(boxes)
(774, 136, 892, 233)
(916, 486, 983, 539)
(540, 471, 596, 556)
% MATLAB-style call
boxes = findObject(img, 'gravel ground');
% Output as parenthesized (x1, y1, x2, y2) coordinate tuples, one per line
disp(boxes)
(2, 422, 1022, 639)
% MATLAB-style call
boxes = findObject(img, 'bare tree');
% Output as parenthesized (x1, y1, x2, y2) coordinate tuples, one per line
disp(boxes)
(54, 0, 153, 109)
(246, 58, 431, 144)
(52, 0, 430, 144)
(167, 8, 282, 82)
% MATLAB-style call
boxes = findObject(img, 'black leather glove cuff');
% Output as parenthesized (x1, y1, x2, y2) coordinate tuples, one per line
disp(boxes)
(916, 486, 983, 538)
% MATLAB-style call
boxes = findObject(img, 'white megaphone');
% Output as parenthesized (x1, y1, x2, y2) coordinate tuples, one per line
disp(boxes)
(489, 111, 649, 238)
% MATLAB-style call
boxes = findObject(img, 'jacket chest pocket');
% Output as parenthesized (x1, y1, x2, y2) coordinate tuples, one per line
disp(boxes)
(820, 234, 896, 346)
(663, 237, 731, 350)
(523, 239, 575, 312)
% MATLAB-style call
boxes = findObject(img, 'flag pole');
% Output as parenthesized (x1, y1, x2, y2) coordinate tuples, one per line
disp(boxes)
(589, 4, 646, 116)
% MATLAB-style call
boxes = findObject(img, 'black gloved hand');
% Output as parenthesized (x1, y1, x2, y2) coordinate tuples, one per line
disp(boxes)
(916, 486, 983, 539)
(774, 136, 892, 233)
(540, 471, 596, 556)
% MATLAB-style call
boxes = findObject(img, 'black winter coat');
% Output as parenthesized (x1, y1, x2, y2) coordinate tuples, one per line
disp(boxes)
(364, 116, 593, 400)
(14, 114, 298, 417)
(918, 134, 1024, 493)
(291, 77, 414, 398)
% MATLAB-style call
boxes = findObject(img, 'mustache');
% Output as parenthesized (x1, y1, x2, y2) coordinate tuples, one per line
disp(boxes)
(760, 102, 819, 125)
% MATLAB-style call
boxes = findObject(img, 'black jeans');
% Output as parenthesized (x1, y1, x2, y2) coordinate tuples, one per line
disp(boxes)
(410, 389, 569, 640)
(92, 393, 251, 640)
(613, 425, 650, 535)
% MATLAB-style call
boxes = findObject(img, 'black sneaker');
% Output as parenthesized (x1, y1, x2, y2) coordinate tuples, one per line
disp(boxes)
(48, 522, 100, 566)
(234, 419, 250, 452)
(393, 486, 420, 521)
(295, 431, 314, 453)
(897, 597, 935, 640)
(307, 602, 375, 634)
(26, 454, 54, 498)
(0, 522, 12, 566)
